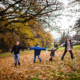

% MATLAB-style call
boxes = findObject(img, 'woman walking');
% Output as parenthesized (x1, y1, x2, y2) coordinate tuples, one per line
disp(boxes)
(61, 37, 80, 60)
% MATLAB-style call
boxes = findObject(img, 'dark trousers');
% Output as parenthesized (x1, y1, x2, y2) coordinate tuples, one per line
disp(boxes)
(61, 50, 73, 60)
(49, 57, 52, 61)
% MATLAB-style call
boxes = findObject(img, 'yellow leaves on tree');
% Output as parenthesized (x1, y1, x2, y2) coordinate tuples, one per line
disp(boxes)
(0, 17, 53, 52)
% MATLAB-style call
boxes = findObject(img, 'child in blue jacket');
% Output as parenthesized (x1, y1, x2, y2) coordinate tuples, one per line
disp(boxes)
(29, 44, 46, 63)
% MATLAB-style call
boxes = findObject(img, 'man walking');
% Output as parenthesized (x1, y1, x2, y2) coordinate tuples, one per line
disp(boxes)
(11, 41, 27, 66)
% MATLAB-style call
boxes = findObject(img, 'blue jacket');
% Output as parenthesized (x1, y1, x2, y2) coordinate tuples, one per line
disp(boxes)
(29, 47, 46, 55)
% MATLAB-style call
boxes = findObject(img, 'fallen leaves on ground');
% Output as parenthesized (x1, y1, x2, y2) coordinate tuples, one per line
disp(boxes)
(0, 48, 80, 80)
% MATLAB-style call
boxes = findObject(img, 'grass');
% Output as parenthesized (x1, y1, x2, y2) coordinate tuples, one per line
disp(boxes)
(68, 72, 80, 80)
(0, 50, 34, 57)
(30, 77, 41, 80)
(47, 45, 80, 50)
(0, 45, 80, 57)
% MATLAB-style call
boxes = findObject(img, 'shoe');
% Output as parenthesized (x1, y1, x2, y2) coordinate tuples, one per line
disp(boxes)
(71, 57, 74, 59)
(49, 59, 52, 61)
(18, 62, 20, 65)
(61, 58, 63, 60)
(40, 60, 42, 62)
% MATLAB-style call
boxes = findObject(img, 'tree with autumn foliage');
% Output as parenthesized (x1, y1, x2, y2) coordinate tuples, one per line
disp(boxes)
(0, 18, 53, 52)
(0, 0, 79, 52)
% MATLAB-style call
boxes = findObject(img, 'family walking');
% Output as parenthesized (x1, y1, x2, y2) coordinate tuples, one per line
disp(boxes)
(11, 37, 80, 66)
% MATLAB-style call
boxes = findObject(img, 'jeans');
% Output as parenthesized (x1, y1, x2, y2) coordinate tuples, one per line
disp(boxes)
(34, 55, 42, 63)
(61, 50, 73, 60)
(14, 54, 20, 66)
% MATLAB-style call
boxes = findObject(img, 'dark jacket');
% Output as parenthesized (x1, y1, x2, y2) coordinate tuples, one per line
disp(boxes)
(29, 47, 46, 55)
(11, 45, 27, 54)
(48, 48, 58, 57)
(65, 40, 73, 50)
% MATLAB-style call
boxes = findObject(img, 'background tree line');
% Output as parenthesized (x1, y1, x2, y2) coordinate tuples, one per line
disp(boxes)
(0, 0, 80, 53)
(0, 18, 53, 53)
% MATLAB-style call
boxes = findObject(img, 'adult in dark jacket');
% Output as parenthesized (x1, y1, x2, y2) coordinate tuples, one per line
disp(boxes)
(11, 41, 27, 66)
(61, 37, 80, 60)
(48, 47, 59, 61)
(29, 44, 46, 63)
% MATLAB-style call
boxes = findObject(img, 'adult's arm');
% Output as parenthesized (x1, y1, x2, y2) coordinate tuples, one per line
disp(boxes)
(20, 46, 28, 49)
(71, 40, 80, 43)
(78, 41, 80, 43)
(29, 47, 35, 50)
(60, 43, 65, 47)
(78, 41, 80, 44)
(11, 46, 15, 54)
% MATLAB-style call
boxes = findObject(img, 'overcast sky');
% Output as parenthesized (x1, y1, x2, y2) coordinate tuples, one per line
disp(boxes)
(48, 0, 80, 39)
(0, 0, 80, 39)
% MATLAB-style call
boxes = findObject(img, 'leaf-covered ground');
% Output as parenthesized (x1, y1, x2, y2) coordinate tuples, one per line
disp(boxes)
(0, 48, 80, 80)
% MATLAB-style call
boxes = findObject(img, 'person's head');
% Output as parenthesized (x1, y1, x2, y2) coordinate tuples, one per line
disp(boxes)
(51, 47, 54, 50)
(36, 44, 39, 47)
(16, 41, 19, 46)
(67, 37, 70, 41)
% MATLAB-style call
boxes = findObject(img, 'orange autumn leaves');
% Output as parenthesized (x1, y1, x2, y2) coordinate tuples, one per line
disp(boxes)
(0, 48, 80, 80)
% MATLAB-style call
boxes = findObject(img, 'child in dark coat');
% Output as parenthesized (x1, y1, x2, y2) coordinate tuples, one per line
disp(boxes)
(48, 46, 60, 61)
